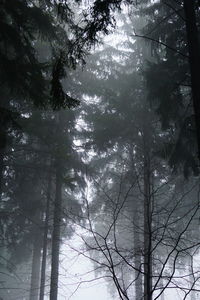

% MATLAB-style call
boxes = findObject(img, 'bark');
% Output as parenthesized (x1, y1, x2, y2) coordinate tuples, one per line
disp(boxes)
(39, 172, 52, 300)
(183, 0, 200, 160)
(0, 98, 10, 201)
(133, 213, 143, 300)
(50, 112, 64, 300)
(49, 161, 62, 300)
(0, 130, 6, 201)
(142, 117, 153, 300)
(29, 229, 42, 300)
(129, 145, 143, 299)
(143, 151, 152, 300)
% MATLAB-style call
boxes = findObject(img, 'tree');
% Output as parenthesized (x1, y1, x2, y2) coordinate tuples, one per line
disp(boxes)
(139, 0, 200, 172)
(0, 0, 83, 200)
(183, 0, 200, 160)
(77, 0, 200, 167)
(64, 11, 200, 298)
(1, 1, 200, 299)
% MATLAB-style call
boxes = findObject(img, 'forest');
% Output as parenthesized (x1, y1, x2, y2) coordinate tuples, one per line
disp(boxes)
(0, 0, 200, 299)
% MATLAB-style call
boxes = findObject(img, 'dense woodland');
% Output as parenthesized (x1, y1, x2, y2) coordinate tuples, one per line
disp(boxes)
(0, 0, 200, 299)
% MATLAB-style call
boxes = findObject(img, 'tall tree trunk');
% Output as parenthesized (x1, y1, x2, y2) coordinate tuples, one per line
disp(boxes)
(143, 150, 152, 300)
(49, 161, 62, 300)
(133, 214, 143, 300)
(50, 111, 64, 300)
(183, 0, 200, 160)
(39, 171, 52, 300)
(129, 144, 143, 299)
(30, 228, 42, 300)
(0, 97, 10, 201)
(0, 130, 6, 201)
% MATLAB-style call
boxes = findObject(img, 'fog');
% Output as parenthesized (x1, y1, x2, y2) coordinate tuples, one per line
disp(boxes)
(1, 1, 200, 300)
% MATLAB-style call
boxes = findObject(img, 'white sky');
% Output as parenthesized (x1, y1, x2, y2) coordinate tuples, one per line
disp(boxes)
(57, 235, 200, 300)
(57, 233, 115, 300)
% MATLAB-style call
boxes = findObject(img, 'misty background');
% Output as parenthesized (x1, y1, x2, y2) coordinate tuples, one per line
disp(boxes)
(0, 1, 200, 300)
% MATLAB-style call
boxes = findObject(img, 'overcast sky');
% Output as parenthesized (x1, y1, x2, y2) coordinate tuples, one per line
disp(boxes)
(57, 234, 115, 300)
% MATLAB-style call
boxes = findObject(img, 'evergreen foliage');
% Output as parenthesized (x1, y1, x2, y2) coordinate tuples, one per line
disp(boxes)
(1, 1, 200, 299)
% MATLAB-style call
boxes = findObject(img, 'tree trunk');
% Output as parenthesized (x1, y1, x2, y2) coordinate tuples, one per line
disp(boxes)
(183, 0, 200, 160)
(39, 171, 52, 300)
(129, 144, 143, 299)
(50, 112, 64, 300)
(189, 264, 198, 300)
(49, 161, 62, 300)
(0, 130, 6, 201)
(30, 229, 42, 300)
(160, 276, 165, 300)
(133, 214, 143, 300)
(143, 151, 152, 300)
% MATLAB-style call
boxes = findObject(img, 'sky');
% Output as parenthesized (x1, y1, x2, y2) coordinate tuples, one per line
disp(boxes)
(54, 231, 200, 300)
(57, 233, 115, 300)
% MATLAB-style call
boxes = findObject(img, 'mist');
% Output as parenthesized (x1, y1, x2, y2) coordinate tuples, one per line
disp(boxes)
(0, 1, 200, 300)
